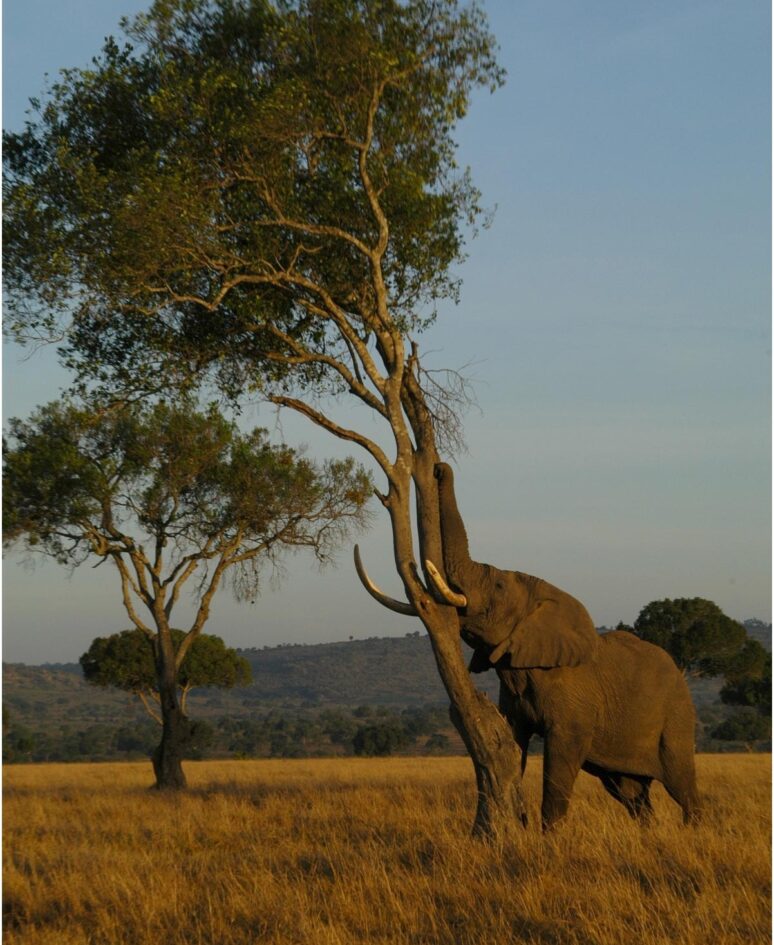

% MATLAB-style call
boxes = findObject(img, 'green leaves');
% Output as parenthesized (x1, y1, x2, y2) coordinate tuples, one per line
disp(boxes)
(711, 708, 770, 744)
(81, 628, 158, 692)
(632, 599, 771, 734)
(632, 597, 748, 678)
(4, 0, 504, 400)
(3, 396, 372, 589)
(720, 639, 771, 714)
(3, 402, 112, 562)
(80, 628, 252, 694)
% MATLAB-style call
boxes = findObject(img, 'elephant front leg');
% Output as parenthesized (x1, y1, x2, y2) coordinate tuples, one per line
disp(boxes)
(541, 729, 587, 831)
(497, 680, 531, 828)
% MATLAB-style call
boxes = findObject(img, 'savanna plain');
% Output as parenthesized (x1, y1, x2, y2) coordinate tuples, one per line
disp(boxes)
(4, 754, 770, 945)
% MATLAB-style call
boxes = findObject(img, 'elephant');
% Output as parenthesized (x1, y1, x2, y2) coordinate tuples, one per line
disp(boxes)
(426, 462, 701, 829)
(353, 462, 701, 831)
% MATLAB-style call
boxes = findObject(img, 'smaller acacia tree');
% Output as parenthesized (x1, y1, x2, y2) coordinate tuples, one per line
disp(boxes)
(81, 628, 251, 722)
(631, 598, 747, 678)
(720, 638, 771, 716)
(4, 398, 371, 788)
(711, 709, 771, 749)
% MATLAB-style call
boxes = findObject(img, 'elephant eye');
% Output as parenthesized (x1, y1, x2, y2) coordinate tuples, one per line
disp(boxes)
(494, 580, 504, 591)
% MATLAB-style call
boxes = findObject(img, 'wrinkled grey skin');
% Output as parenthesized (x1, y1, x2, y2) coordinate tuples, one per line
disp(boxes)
(434, 463, 701, 830)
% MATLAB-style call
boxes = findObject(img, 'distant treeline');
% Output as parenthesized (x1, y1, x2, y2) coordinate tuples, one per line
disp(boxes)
(5, 700, 770, 765)
(3, 704, 458, 764)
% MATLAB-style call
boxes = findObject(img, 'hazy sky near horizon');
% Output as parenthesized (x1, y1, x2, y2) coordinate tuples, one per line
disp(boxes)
(3, 0, 771, 664)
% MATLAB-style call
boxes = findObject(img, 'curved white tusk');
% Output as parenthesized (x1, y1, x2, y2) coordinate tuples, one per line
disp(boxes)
(353, 545, 418, 616)
(425, 559, 468, 608)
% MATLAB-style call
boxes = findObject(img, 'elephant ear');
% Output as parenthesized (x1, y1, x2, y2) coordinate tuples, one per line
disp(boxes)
(490, 600, 599, 669)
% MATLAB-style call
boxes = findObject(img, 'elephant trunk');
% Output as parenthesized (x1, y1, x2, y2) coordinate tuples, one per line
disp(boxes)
(435, 463, 482, 590)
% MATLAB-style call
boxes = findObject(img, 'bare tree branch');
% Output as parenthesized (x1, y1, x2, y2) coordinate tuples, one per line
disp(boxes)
(111, 554, 154, 637)
(137, 689, 163, 725)
(412, 347, 480, 456)
(270, 395, 396, 482)
(264, 321, 388, 417)
(251, 179, 376, 259)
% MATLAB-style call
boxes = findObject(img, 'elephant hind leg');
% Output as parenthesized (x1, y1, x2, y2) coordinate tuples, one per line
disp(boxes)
(600, 773, 654, 824)
(659, 736, 701, 825)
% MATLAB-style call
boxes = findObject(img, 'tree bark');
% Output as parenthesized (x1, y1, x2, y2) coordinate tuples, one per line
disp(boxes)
(448, 698, 527, 835)
(151, 696, 190, 790)
(152, 628, 190, 790)
(423, 606, 526, 837)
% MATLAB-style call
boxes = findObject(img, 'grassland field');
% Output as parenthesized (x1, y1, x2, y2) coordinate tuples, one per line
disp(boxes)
(4, 754, 771, 945)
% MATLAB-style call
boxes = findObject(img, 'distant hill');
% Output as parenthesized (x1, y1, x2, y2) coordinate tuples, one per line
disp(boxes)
(3, 633, 500, 724)
(6, 620, 770, 719)
(233, 633, 501, 707)
(4, 621, 769, 762)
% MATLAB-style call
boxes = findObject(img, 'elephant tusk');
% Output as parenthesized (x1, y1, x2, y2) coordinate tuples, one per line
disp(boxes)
(425, 559, 467, 608)
(353, 545, 418, 616)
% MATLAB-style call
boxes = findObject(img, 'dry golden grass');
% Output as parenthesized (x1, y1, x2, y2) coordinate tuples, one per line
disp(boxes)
(3, 754, 770, 945)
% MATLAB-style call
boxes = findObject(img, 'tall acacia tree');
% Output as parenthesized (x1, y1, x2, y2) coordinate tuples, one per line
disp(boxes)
(3, 399, 371, 788)
(4, 1, 523, 832)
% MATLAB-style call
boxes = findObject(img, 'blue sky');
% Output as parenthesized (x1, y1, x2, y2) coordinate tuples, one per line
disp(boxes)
(3, 0, 771, 663)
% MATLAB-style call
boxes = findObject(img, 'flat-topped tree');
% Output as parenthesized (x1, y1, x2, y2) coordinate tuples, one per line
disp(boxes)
(632, 598, 747, 678)
(3, 399, 371, 788)
(3, 0, 523, 833)
(80, 628, 252, 720)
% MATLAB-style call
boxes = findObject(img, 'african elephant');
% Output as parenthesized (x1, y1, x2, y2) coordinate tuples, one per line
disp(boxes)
(424, 462, 701, 830)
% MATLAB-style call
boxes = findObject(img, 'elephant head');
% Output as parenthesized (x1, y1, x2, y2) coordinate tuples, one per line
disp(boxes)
(427, 463, 599, 670)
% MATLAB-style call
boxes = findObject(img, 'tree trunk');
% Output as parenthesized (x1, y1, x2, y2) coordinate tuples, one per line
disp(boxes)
(425, 607, 527, 837)
(152, 627, 189, 790)
(152, 691, 189, 790)
(448, 701, 527, 834)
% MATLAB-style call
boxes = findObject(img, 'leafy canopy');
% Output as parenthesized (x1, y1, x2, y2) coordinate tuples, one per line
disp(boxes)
(81, 629, 251, 694)
(711, 708, 771, 744)
(632, 597, 747, 677)
(3, 398, 372, 593)
(352, 719, 410, 756)
(4, 0, 504, 402)
(719, 639, 771, 715)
